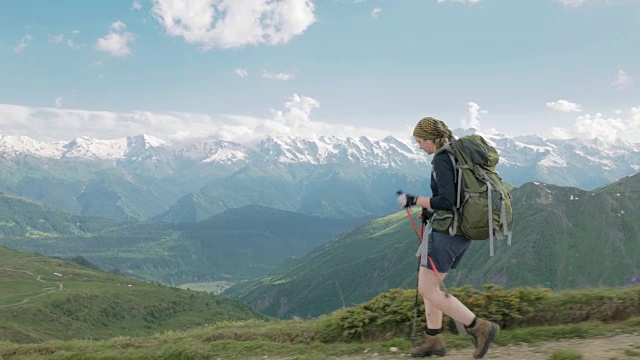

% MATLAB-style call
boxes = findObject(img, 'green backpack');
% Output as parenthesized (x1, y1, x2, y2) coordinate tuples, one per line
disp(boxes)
(432, 134, 513, 256)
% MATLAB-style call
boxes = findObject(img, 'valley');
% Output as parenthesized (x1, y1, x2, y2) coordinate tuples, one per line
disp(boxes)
(176, 281, 233, 294)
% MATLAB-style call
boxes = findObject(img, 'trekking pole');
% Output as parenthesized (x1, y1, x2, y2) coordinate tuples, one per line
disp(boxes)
(403, 208, 468, 336)
(407, 208, 424, 346)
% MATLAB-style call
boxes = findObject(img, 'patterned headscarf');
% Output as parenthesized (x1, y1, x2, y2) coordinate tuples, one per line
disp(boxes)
(412, 116, 455, 150)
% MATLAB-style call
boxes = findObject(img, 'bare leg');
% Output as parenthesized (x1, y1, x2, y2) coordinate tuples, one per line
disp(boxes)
(423, 270, 446, 329)
(424, 298, 444, 329)
(418, 266, 475, 326)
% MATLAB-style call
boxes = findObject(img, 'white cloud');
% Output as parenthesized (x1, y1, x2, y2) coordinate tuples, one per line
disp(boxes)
(0, 104, 33, 123)
(460, 102, 487, 129)
(95, 22, 135, 56)
(458, 102, 499, 135)
(14, 35, 33, 53)
(546, 100, 582, 112)
(371, 7, 382, 19)
(556, 0, 588, 7)
(437, 0, 481, 4)
(50, 32, 82, 49)
(611, 70, 632, 90)
(552, 108, 640, 143)
(234, 68, 249, 78)
(111, 21, 127, 31)
(262, 71, 295, 80)
(95, 33, 135, 56)
(0, 96, 393, 145)
(132, 0, 143, 10)
(55, 97, 64, 108)
(151, 0, 316, 50)
(50, 34, 65, 44)
(271, 94, 319, 128)
(67, 39, 80, 48)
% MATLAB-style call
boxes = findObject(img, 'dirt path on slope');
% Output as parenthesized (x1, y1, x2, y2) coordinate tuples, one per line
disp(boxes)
(0, 268, 64, 308)
(332, 333, 640, 360)
(441, 334, 640, 360)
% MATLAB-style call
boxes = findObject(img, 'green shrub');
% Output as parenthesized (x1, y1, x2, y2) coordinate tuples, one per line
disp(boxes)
(448, 284, 550, 329)
(549, 348, 582, 360)
(624, 348, 640, 357)
(316, 285, 640, 342)
(316, 285, 550, 341)
(316, 289, 415, 342)
(522, 286, 640, 326)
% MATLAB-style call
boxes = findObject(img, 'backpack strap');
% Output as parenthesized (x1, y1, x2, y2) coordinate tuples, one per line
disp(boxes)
(486, 179, 494, 257)
(448, 152, 460, 203)
(434, 143, 458, 184)
(415, 222, 431, 267)
(449, 154, 462, 237)
(477, 166, 497, 256)
(434, 143, 463, 237)
(499, 193, 510, 245)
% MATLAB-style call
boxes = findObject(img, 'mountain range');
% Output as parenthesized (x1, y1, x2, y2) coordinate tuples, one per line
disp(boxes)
(0, 192, 362, 285)
(224, 172, 640, 319)
(1, 130, 639, 222)
(2, 164, 639, 320)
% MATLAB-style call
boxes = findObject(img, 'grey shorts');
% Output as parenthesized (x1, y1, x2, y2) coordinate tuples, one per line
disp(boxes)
(423, 230, 471, 273)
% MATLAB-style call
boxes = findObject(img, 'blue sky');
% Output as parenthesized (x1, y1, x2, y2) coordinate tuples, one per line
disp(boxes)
(1, 0, 639, 144)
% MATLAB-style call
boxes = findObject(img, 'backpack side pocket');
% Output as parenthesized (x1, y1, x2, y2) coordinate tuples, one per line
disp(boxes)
(431, 209, 454, 233)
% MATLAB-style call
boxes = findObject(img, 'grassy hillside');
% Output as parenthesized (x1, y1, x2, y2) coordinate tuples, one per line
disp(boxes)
(455, 177, 640, 290)
(0, 193, 362, 285)
(225, 174, 640, 319)
(0, 191, 124, 237)
(0, 156, 182, 221)
(223, 211, 424, 318)
(1, 284, 640, 359)
(0, 246, 267, 344)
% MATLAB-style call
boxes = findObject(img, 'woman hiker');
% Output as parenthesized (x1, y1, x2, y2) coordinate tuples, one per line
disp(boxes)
(396, 116, 499, 359)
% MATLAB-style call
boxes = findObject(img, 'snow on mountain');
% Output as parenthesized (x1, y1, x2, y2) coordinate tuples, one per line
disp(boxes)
(255, 135, 426, 167)
(539, 152, 567, 168)
(62, 134, 167, 160)
(62, 136, 129, 159)
(123, 134, 167, 163)
(201, 144, 249, 164)
(127, 134, 165, 151)
(0, 133, 167, 160)
(1, 130, 640, 189)
(2, 131, 638, 171)
(173, 139, 250, 165)
(257, 136, 319, 164)
(0, 133, 65, 158)
(513, 134, 548, 146)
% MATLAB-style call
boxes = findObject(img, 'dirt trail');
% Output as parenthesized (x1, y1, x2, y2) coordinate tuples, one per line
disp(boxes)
(440, 334, 640, 360)
(335, 333, 640, 359)
(0, 268, 64, 308)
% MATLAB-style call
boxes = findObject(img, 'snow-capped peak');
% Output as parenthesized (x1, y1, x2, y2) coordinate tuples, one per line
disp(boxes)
(0, 134, 169, 160)
(128, 134, 166, 148)
(0, 133, 65, 158)
(2, 132, 640, 191)
(62, 136, 129, 159)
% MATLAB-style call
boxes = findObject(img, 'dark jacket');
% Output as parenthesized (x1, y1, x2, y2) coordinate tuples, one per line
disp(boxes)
(429, 150, 465, 236)
(430, 151, 456, 211)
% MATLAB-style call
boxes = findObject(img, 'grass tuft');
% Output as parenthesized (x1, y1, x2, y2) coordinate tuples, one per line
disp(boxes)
(549, 348, 583, 360)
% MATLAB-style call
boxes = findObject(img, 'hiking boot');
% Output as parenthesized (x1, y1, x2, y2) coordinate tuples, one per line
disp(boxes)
(466, 318, 499, 359)
(410, 333, 446, 357)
